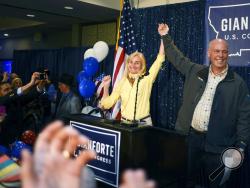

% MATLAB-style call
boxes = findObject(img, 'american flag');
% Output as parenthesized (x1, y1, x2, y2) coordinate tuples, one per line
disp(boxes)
(111, 0, 137, 119)
(95, 73, 105, 99)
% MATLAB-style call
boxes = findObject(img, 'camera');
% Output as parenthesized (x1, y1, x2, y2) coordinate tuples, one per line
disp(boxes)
(39, 72, 46, 80)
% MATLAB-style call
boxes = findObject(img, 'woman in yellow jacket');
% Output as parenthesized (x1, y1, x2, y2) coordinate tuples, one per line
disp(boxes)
(101, 25, 165, 126)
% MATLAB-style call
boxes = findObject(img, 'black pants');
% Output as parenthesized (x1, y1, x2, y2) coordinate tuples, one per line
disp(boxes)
(186, 128, 239, 188)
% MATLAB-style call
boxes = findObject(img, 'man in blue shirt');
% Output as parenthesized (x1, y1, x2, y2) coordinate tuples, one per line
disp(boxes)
(55, 73, 82, 121)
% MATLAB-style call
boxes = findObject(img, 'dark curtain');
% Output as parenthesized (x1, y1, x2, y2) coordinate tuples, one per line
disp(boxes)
(13, 46, 115, 86)
(133, 1, 206, 129)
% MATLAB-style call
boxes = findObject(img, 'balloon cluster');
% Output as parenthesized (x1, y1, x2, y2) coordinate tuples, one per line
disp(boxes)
(78, 41, 109, 99)
(0, 130, 36, 161)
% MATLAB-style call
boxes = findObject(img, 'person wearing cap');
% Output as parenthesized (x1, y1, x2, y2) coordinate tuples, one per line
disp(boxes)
(55, 73, 82, 121)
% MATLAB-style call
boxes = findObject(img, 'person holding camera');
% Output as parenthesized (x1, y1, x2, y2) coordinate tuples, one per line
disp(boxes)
(0, 72, 49, 146)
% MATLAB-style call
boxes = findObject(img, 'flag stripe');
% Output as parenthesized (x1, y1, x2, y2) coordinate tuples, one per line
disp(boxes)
(112, 47, 125, 86)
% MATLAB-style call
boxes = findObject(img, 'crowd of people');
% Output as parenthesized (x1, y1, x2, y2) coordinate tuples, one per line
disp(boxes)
(1, 22, 250, 188)
(0, 71, 84, 147)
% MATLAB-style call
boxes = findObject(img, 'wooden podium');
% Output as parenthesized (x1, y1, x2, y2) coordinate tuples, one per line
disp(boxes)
(66, 114, 187, 188)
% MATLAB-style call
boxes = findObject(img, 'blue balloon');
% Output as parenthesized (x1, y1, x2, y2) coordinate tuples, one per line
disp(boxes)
(11, 141, 32, 159)
(83, 57, 99, 77)
(78, 79, 95, 98)
(77, 70, 89, 83)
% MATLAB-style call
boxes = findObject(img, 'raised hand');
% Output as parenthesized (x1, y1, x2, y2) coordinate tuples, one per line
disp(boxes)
(2, 72, 9, 82)
(158, 23, 169, 36)
(21, 121, 96, 188)
(30, 72, 40, 85)
(102, 75, 111, 88)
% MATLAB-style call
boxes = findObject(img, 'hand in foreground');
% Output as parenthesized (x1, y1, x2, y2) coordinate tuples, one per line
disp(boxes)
(158, 23, 169, 36)
(119, 169, 156, 188)
(21, 121, 96, 188)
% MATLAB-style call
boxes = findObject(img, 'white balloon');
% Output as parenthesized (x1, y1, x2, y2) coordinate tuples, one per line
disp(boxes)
(84, 48, 96, 60)
(93, 41, 109, 62)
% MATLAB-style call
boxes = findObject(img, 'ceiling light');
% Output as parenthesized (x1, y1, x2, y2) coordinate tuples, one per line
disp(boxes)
(27, 14, 35, 17)
(64, 6, 74, 10)
(4, 33, 9, 37)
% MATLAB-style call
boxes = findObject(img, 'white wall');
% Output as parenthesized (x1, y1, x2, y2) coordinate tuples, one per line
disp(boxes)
(78, 0, 197, 10)
(135, 0, 198, 8)
(77, 0, 120, 10)
(0, 30, 71, 59)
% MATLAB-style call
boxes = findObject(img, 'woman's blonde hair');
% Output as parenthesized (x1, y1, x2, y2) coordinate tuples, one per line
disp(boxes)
(11, 77, 23, 89)
(123, 51, 146, 78)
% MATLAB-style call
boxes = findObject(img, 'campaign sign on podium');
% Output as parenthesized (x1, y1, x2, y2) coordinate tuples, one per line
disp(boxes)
(70, 121, 121, 187)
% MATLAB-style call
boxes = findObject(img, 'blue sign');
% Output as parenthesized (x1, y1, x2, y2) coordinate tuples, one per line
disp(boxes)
(205, 0, 250, 66)
(70, 121, 121, 187)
